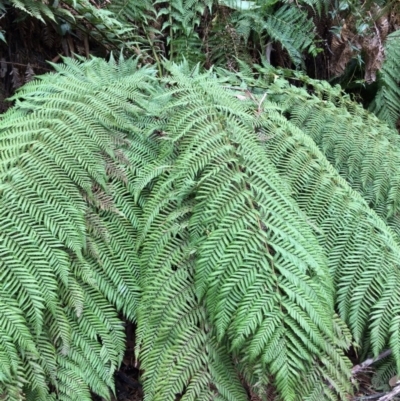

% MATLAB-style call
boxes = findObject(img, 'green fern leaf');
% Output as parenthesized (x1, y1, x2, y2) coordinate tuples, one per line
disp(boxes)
(370, 30, 400, 128)
(134, 62, 352, 401)
(0, 56, 155, 400)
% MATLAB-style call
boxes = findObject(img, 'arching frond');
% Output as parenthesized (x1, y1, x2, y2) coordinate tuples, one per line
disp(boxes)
(263, 68, 400, 240)
(245, 88, 400, 373)
(133, 63, 352, 401)
(0, 56, 156, 400)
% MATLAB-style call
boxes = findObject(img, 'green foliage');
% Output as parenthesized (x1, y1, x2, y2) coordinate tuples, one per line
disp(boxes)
(227, 2, 318, 67)
(134, 62, 352, 401)
(369, 30, 400, 129)
(264, 5, 318, 65)
(0, 55, 156, 400)
(239, 65, 400, 239)
(160, 0, 212, 64)
(1, 0, 132, 47)
(220, 63, 400, 389)
(3, 55, 400, 401)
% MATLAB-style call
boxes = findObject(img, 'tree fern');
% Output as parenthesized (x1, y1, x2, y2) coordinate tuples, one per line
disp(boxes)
(3, 55, 400, 401)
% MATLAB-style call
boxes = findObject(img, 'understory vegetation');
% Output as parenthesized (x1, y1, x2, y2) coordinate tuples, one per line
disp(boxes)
(1, 0, 400, 401)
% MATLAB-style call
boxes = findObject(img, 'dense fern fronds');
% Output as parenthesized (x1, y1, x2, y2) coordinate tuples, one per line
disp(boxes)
(224, 77, 400, 368)
(267, 69, 400, 240)
(214, 62, 400, 389)
(235, 3, 318, 67)
(220, 63, 400, 239)
(132, 68, 251, 401)
(133, 62, 353, 401)
(5, 53, 400, 401)
(2, 0, 132, 48)
(369, 30, 400, 128)
(163, 0, 213, 37)
(213, 67, 400, 392)
(134, 177, 247, 400)
(0, 55, 156, 400)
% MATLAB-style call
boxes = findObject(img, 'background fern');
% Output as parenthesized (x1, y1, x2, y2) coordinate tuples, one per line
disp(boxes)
(369, 30, 400, 129)
(0, 0, 133, 47)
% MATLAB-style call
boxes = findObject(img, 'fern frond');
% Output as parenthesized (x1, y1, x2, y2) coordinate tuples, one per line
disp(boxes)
(157, 0, 212, 64)
(220, 63, 400, 240)
(245, 88, 400, 372)
(264, 5, 316, 66)
(0, 56, 156, 400)
(133, 147, 247, 400)
(236, 4, 317, 67)
(369, 30, 400, 128)
(134, 62, 352, 401)
(211, 63, 400, 395)
(263, 70, 400, 241)
(10, 0, 59, 22)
